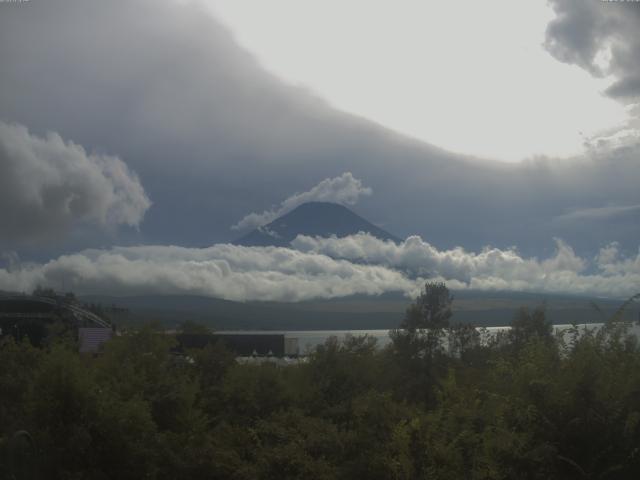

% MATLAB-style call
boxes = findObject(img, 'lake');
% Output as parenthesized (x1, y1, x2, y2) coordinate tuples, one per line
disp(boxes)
(220, 322, 640, 356)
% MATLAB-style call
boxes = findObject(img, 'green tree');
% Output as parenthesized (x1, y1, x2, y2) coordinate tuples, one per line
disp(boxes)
(401, 281, 453, 333)
(509, 305, 553, 350)
(389, 282, 454, 405)
(177, 320, 211, 335)
(391, 281, 453, 358)
(448, 322, 481, 362)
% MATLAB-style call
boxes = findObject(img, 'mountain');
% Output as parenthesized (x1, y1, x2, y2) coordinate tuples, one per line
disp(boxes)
(233, 202, 401, 247)
(78, 291, 634, 331)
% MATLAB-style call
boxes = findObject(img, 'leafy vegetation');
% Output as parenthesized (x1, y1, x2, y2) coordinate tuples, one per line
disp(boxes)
(1, 285, 639, 479)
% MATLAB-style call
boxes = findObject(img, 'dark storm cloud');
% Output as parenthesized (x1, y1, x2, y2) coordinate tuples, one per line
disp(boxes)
(0, 121, 150, 246)
(0, 0, 638, 258)
(545, 0, 640, 100)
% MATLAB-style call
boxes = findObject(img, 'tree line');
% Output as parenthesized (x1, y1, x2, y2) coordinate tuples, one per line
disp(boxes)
(1, 283, 639, 479)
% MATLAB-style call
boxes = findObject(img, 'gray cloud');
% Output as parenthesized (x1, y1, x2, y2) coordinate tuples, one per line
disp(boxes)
(595, 241, 640, 276)
(0, 235, 637, 301)
(0, 0, 638, 259)
(545, 0, 640, 100)
(554, 203, 640, 223)
(292, 233, 640, 298)
(0, 121, 150, 246)
(0, 243, 420, 302)
(231, 172, 372, 231)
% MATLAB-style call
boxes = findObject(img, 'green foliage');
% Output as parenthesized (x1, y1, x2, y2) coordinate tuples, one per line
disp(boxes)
(400, 281, 453, 333)
(305, 335, 382, 418)
(389, 282, 454, 405)
(510, 305, 554, 349)
(0, 338, 42, 435)
(177, 320, 211, 334)
(1, 293, 640, 478)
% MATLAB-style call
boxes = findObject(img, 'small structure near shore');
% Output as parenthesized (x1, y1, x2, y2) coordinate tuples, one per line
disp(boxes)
(175, 332, 299, 357)
(0, 292, 113, 353)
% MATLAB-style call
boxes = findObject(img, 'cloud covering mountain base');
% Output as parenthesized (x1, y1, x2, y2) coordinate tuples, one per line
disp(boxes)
(1, 234, 637, 301)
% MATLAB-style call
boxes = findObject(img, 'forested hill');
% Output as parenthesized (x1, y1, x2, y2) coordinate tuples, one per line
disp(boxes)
(78, 290, 637, 330)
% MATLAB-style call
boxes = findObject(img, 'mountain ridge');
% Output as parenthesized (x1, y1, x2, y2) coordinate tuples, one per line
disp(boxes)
(233, 202, 401, 247)
(78, 291, 633, 331)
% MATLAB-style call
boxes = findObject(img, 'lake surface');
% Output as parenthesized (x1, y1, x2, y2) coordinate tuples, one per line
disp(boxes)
(220, 323, 640, 355)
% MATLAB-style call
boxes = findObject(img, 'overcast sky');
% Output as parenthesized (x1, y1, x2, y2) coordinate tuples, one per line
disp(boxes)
(207, 0, 629, 162)
(0, 0, 638, 299)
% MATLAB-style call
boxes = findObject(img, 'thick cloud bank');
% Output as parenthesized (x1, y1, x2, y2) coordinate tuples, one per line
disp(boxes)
(231, 172, 372, 231)
(1, 235, 637, 301)
(0, 243, 418, 302)
(0, 0, 639, 254)
(0, 121, 150, 245)
(546, 0, 640, 100)
(292, 233, 640, 299)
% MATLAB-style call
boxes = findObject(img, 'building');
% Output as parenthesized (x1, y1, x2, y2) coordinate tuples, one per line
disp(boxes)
(0, 293, 113, 353)
(176, 333, 299, 357)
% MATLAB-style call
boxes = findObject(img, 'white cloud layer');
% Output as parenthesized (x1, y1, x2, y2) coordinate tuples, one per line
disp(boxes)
(0, 243, 418, 302)
(1, 234, 638, 301)
(0, 121, 150, 244)
(231, 172, 372, 231)
(292, 233, 640, 299)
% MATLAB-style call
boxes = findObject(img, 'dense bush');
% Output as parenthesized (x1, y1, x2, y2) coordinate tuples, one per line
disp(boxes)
(1, 286, 639, 479)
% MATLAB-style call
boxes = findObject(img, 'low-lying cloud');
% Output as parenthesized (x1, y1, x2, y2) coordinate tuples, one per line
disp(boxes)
(0, 121, 150, 245)
(293, 233, 640, 299)
(231, 172, 372, 231)
(1, 234, 638, 301)
(0, 243, 418, 302)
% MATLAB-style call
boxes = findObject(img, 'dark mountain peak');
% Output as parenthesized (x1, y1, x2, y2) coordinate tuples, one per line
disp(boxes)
(234, 202, 400, 247)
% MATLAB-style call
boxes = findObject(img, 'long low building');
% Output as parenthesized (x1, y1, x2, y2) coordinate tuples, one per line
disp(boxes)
(176, 333, 299, 357)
